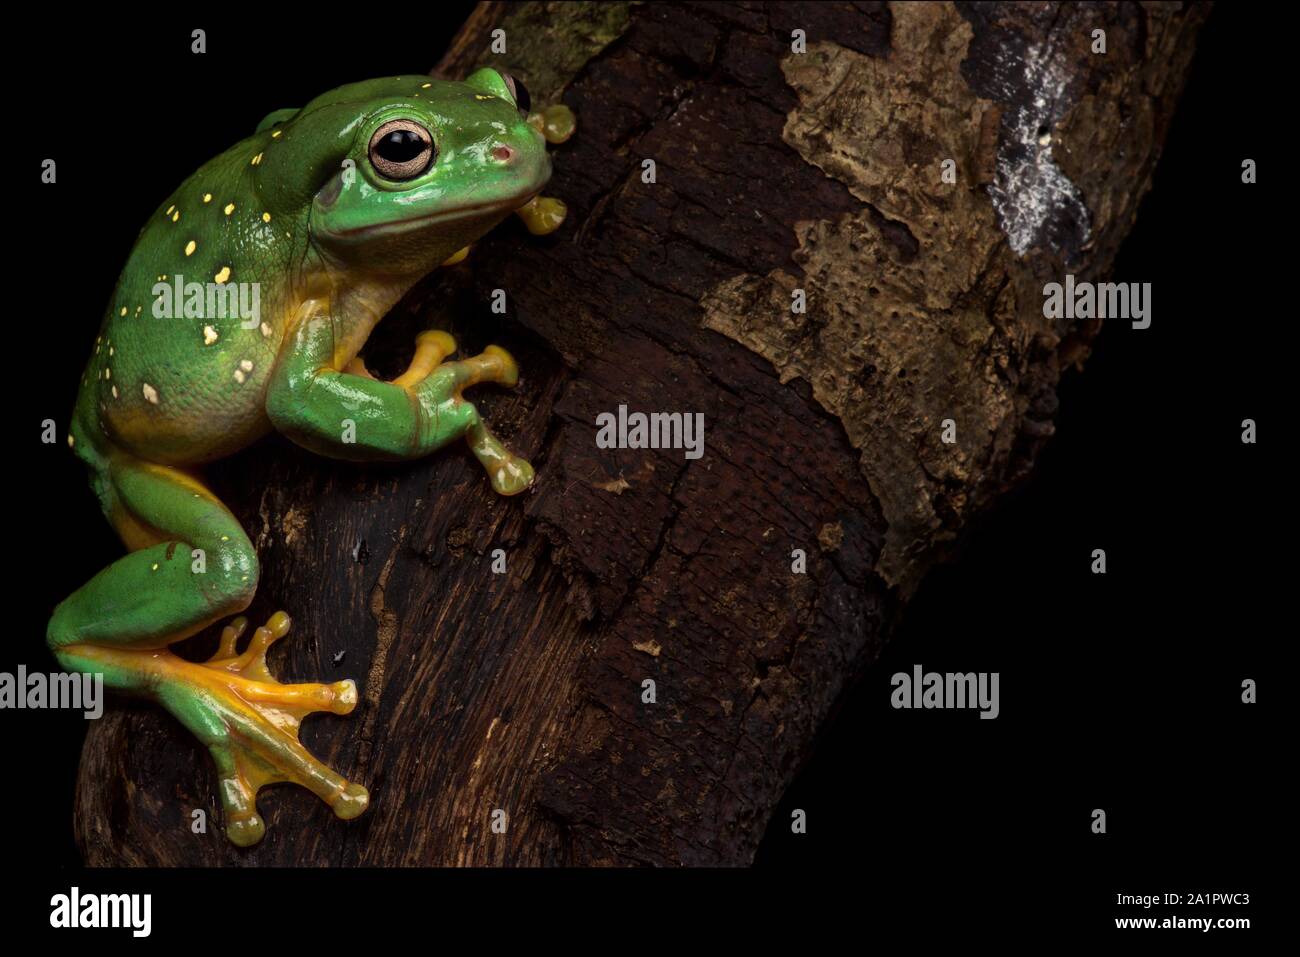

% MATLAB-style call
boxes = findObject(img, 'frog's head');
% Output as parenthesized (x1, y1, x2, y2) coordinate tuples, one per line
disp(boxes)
(266, 70, 551, 277)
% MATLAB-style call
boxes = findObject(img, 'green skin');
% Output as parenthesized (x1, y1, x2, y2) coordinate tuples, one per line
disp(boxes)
(49, 69, 551, 846)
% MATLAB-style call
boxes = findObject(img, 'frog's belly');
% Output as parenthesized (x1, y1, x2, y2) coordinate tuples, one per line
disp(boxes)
(87, 314, 280, 466)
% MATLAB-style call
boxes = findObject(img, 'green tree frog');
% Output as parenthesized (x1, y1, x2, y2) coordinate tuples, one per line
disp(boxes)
(49, 70, 574, 847)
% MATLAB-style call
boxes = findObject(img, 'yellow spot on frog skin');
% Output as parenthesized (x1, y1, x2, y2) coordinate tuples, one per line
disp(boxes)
(421, 82, 432, 88)
(204, 325, 219, 345)
(475, 94, 493, 100)
(185, 240, 197, 256)
(109, 346, 114, 356)
(119, 307, 127, 316)
(111, 385, 119, 399)
(221, 535, 230, 542)
(260, 322, 272, 337)
(240, 359, 254, 372)
(104, 367, 111, 380)
(214, 266, 232, 283)
(233, 369, 246, 384)
(135, 306, 142, 316)
(151, 563, 159, 571)
(67, 434, 75, 448)
(224, 203, 236, 215)
(165, 205, 175, 216)
(171, 210, 180, 222)
(271, 130, 282, 138)
(142, 383, 160, 404)
(262, 212, 272, 223)
(203, 193, 213, 203)
(251, 152, 263, 165)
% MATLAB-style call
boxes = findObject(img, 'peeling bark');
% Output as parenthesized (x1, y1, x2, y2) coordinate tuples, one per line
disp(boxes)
(76, 0, 1209, 866)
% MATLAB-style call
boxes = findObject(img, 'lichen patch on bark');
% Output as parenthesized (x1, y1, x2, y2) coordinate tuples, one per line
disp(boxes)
(699, 3, 1022, 591)
(982, 39, 1092, 258)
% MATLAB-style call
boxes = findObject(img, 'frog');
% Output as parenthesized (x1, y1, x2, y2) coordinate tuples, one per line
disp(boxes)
(47, 69, 576, 847)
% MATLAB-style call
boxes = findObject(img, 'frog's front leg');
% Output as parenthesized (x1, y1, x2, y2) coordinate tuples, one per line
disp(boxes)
(47, 455, 368, 846)
(267, 300, 533, 494)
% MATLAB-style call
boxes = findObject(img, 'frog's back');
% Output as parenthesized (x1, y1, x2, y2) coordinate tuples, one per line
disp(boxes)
(77, 127, 307, 466)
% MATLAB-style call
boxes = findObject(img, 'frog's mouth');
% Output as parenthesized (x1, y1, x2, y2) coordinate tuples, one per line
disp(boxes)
(322, 188, 543, 242)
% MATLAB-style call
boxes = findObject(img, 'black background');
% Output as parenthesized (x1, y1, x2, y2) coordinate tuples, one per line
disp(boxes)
(5, 3, 1280, 938)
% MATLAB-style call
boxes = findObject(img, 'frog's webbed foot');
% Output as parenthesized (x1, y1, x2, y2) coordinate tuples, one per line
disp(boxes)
(388, 340, 533, 495)
(529, 104, 576, 145)
(516, 104, 576, 236)
(355, 330, 532, 496)
(159, 611, 368, 847)
(515, 195, 567, 236)
(451, 345, 532, 494)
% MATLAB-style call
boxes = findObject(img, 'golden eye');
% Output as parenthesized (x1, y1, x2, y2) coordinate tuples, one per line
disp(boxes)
(368, 119, 434, 181)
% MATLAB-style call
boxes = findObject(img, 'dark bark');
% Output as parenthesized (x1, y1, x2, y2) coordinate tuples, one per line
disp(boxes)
(76, 0, 1209, 866)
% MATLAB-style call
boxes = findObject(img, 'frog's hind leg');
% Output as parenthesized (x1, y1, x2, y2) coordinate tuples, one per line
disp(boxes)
(47, 453, 368, 846)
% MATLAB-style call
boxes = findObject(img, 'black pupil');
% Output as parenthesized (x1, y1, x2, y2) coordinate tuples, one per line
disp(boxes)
(377, 129, 426, 162)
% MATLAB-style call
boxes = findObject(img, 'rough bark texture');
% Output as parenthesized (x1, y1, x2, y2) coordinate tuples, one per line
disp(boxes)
(76, 0, 1208, 866)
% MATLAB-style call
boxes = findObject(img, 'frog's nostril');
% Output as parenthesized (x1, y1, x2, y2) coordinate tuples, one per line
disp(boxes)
(491, 145, 514, 163)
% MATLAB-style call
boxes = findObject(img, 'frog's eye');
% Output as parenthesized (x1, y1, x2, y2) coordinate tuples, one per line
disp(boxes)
(368, 119, 435, 181)
(500, 73, 530, 114)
